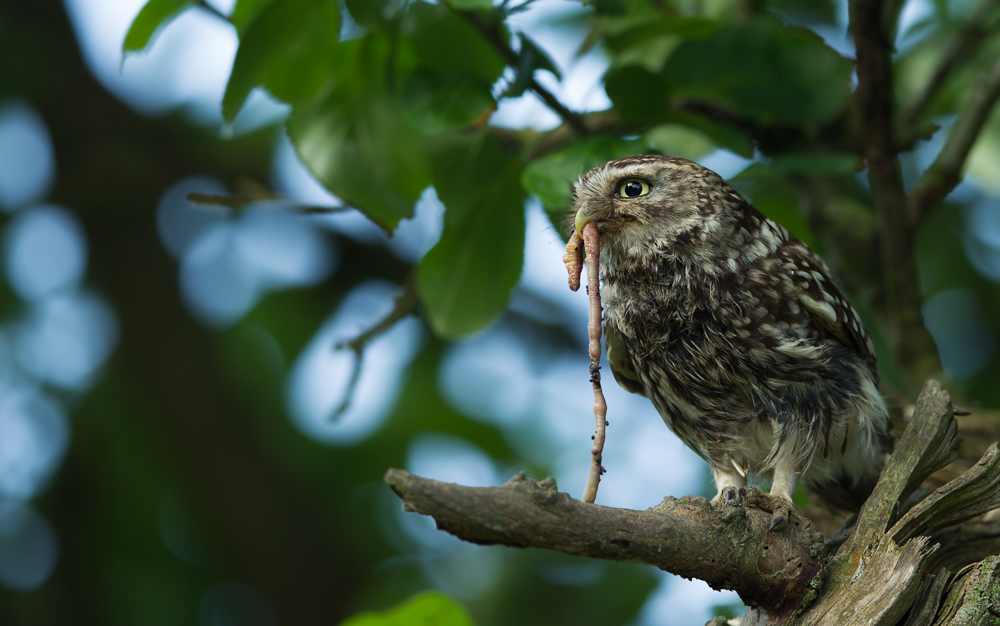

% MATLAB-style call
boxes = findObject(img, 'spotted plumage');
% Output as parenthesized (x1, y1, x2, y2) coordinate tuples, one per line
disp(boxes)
(572, 155, 890, 528)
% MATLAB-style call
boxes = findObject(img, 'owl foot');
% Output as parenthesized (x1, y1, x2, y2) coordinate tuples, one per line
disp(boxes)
(737, 487, 793, 532)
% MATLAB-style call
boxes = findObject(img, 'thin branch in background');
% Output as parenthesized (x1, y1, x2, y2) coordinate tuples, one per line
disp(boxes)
(899, 0, 1000, 130)
(196, 0, 230, 23)
(851, 1, 918, 347)
(459, 11, 589, 135)
(329, 275, 420, 420)
(909, 58, 1000, 226)
(186, 192, 351, 214)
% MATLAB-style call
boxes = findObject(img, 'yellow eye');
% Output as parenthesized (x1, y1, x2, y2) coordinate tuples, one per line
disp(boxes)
(618, 178, 649, 198)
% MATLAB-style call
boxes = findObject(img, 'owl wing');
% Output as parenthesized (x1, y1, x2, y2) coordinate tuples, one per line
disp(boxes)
(606, 321, 646, 396)
(782, 241, 878, 372)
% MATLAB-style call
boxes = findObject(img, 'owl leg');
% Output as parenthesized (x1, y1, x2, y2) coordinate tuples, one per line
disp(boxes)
(710, 466, 747, 506)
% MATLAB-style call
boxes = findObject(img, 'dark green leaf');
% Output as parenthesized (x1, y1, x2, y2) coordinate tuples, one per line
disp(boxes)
(340, 592, 474, 626)
(400, 70, 496, 132)
(604, 64, 671, 123)
(222, 0, 339, 121)
(419, 131, 526, 338)
(229, 0, 272, 33)
(403, 3, 506, 84)
(522, 135, 647, 228)
(122, 0, 194, 53)
(447, 0, 494, 8)
(288, 88, 429, 231)
(604, 16, 716, 52)
(730, 153, 860, 181)
(663, 17, 853, 125)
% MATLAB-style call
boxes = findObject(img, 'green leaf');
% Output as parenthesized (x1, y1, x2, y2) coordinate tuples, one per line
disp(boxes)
(229, 0, 272, 33)
(730, 153, 860, 181)
(288, 89, 429, 231)
(340, 592, 474, 626)
(604, 64, 671, 123)
(645, 124, 714, 161)
(521, 135, 647, 227)
(400, 70, 496, 132)
(447, 0, 494, 8)
(663, 17, 853, 125)
(418, 132, 526, 338)
(122, 0, 194, 53)
(222, 0, 339, 121)
(403, 3, 506, 84)
(606, 16, 853, 127)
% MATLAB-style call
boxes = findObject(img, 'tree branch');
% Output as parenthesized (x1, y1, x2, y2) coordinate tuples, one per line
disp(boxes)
(909, 58, 1000, 226)
(899, 0, 1000, 131)
(385, 469, 825, 615)
(459, 11, 588, 135)
(852, 0, 939, 384)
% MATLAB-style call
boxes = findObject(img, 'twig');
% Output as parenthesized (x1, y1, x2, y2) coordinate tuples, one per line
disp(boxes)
(458, 11, 588, 135)
(196, 0, 229, 23)
(899, 0, 1000, 130)
(909, 58, 1000, 226)
(581, 223, 606, 504)
(329, 275, 419, 419)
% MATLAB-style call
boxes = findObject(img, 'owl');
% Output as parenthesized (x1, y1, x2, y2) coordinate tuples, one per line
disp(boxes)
(571, 155, 891, 530)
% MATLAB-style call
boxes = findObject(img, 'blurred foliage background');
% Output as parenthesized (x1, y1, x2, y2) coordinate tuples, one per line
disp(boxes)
(1, 0, 1000, 624)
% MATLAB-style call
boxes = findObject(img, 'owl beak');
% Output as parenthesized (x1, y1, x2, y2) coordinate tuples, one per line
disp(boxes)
(574, 209, 594, 238)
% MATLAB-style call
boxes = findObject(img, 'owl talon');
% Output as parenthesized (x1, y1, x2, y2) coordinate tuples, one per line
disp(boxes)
(720, 486, 742, 506)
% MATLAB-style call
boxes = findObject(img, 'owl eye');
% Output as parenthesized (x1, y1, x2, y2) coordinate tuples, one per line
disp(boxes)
(618, 178, 649, 198)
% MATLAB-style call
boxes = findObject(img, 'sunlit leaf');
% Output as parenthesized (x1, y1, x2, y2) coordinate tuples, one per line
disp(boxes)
(340, 592, 474, 626)
(419, 131, 526, 338)
(122, 0, 194, 53)
(521, 135, 647, 228)
(222, 0, 339, 121)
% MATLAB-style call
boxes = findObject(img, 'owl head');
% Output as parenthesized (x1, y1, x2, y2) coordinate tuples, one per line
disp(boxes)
(571, 155, 746, 254)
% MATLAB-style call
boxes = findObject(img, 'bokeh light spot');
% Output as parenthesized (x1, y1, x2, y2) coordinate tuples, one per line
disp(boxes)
(199, 583, 278, 626)
(4, 205, 87, 301)
(0, 389, 69, 500)
(0, 101, 55, 212)
(923, 288, 996, 380)
(14, 291, 118, 390)
(0, 503, 59, 591)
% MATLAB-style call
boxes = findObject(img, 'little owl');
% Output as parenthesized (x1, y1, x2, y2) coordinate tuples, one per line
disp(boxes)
(571, 155, 891, 530)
